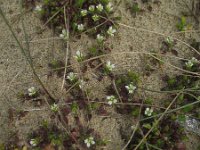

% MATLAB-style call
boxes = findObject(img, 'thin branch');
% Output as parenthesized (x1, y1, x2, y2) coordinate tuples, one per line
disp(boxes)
(112, 79, 123, 103)
(61, 6, 70, 90)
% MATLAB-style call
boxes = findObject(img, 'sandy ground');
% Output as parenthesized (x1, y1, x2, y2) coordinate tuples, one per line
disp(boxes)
(0, 0, 200, 149)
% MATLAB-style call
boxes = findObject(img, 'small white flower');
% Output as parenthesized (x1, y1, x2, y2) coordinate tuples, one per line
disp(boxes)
(77, 24, 84, 31)
(67, 72, 77, 82)
(28, 87, 37, 96)
(125, 83, 137, 94)
(96, 4, 104, 12)
(81, 9, 88, 16)
(35, 5, 42, 12)
(74, 50, 84, 61)
(185, 61, 193, 68)
(79, 80, 86, 89)
(59, 29, 68, 40)
(92, 14, 100, 22)
(144, 108, 153, 117)
(106, 61, 115, 71)
(107, 26, 116, 36)
(106, 2, 113, 12)
(106, 95, 117, 105)
(51, 103, 59, 112)
(89, 5, 95, 12)
(30, 139, 38, 147)
(84, 136, 95, 148)
(97, 34, 104, 42)
(185, 57, 198, 68)
(191, 57, 198, 63)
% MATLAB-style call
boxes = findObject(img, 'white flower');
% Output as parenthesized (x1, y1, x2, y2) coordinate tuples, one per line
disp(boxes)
(77, 24, 84, 31)
(81, 9, 87, 16)
(59, 29, 68, 40)
(28, 87, 37, 96)
(107, 26, 116, 36)
(125, 83, 137, 94)
(106, 2, 113, 12)
(97, 34, 104, 42)
(89, 5, 95, 12)
(35, 5, 42, 12)
(51, 103, 59, 112)
(79, 80, 86, 89)
(84, 136, 95, 148)
(67, 72, 77, 82)
(191, 57, 198, 63)
(106, 95, 117, 105)
(144, 108, 153, 116)
(106, 61, 115, 71)
(74, 50, 84, 61)
(92, 14, 100, 21)
(185, 57, 198, 68)
(96, 4, 104, 12)
(30, 139, 38, 147)
(185, 61, 193, 68)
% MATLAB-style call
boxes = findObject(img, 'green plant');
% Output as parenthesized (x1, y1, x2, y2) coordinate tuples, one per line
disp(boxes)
(71, 102, 79, 115)
(131, 2, 140, 14)
(48, 132, 63, 146)
(127, 116, 187, 149)
(176, 16, 188, 31)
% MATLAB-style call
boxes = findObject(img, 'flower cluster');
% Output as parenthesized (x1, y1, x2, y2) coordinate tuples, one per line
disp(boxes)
(28, 87, 37, 97)
(77, 24, 84, 31)
(59, 29, 68, 40)
(125, 83, 137, 94)
(35, 5, 42, 12)
(107, 95, 117, 105)
(77, 2, 116, 38)
(79, 80, 86, 89)
(67, 72, 77, 82)
(92, 14, 100, 21)
(81, 9, 88, 16)
(30, 138, 39, 147)
(84, 136, 95, 148)
(96, 4, 104, 12)
(89, 5, 95, 12)
(105, 61, 115, 72)
(107, 26, 116, 36)
(106, 2, 113, 12)
(144, 108, 153, 116)
(97, 34, 104, 42)
(185, 57, 198, 68)
(51, 103, 59, 112)
(88, 3, 113, 13)
(74, 50, 84, 62)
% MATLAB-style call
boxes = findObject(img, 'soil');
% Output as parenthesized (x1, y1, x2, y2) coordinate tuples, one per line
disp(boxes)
(0, 0, 200, 149)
